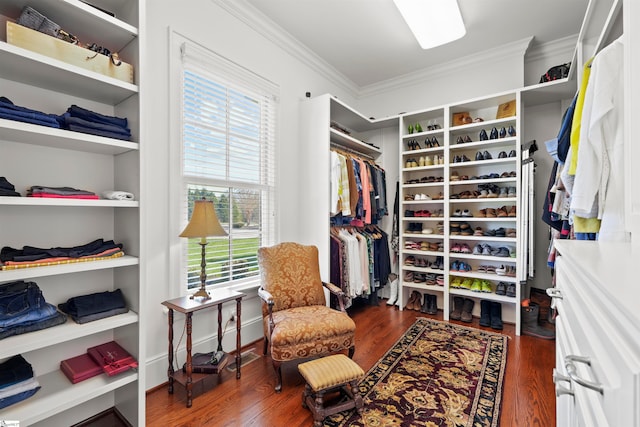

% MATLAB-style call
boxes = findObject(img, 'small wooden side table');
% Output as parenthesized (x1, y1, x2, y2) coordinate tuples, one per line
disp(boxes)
(162, 288, 245, 408)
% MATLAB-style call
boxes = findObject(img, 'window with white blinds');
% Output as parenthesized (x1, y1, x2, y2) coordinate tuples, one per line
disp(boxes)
(180, 42, 277, 290)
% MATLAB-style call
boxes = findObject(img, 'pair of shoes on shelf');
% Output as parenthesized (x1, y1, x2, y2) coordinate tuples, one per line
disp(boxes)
(471, 279, 492, 293)
(420, 293, 438, 315)
(480, 300, 503, 330)
(496, 282, 516, 297)
(453, 154, 471, 163)
(450, 297, 474, 322)
(475, 150, 493, 161)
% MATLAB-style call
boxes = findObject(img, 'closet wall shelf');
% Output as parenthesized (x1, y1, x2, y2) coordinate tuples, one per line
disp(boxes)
(449, 158, 515, 168)
(404, 249, 443, 257)
(0, 197, 138, 207)
(403, 165, 444, 172)
(449, 117, 515, 132)
(401, 146, 445, 155)
(448, 217, 516, 223)
(403, 182, 444, 188)
(449, 288, 517, 303)
(0, 42, 138, 104)
(0, 255, 139, 282)
(451, 271, 518, 283)
(0, 310, 138, 358)
(0, 118, 138, 154)
(1, 368, 138, 426)
(0, 0, 138, 48)
(450, 235, 517, 243)
(402, 234, 445, 240)
(449, 137, 517, 150)
(402, 282, 444, 293)
(450, 178, 516, 186)
(450, 198, 517, 204)
(329, 128, 381, 157)
(453, 253, 516, 263)
(402, 129, 444, 140)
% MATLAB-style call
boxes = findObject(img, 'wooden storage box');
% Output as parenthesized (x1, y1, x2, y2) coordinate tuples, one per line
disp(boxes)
(6, 21, 134, 84)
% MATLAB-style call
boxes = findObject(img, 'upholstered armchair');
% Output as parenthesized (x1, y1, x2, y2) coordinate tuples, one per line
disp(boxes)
(257, 242, 356, 392)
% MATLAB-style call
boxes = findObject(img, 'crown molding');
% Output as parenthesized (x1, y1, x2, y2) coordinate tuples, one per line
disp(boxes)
(213, 0, 360, 97)
(358, 36, 534, 98)
(525, 34, 578, 63)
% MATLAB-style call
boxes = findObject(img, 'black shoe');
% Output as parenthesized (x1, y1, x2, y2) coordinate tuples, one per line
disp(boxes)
(450, 296, 465, 320)
(508, 125, 516, 137)
(508, 149, 516, 158)
(431, 137, 439, 147)
(453, 155, 461, 163)
(499, 127, 507, 138)
(428, 294, 438, 315)
(461, 154, 471, 162)
(480, 300, 491, 327)
(506, 283, 516, 297)
(464, 135, 472, 143)
(483, 150, 492, 160)
(490, 302, 503, 330)
(475, 151, 484, 161)
(457, 136, 464, 144)
(498, 151, 507, 158)
(495, 282, 507, 295)
(479, 129, 488, 141)
(490, 127, 499, 139)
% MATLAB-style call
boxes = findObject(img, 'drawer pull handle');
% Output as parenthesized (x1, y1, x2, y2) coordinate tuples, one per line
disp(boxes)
(565, 355, 604, 394)
(553, 369, 574, 396)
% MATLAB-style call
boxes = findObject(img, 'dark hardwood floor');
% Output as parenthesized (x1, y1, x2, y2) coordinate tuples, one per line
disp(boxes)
(146, 300, 556, 426)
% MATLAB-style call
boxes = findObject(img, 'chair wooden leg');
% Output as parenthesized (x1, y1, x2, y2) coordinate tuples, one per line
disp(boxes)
(273, 360, 283, 392)
(263, 336, 269, 355)
(348, 345, 355, 358)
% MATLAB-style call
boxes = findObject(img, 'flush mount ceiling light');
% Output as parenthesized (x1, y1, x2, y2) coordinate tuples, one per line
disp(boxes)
(393, 0, 466, 49)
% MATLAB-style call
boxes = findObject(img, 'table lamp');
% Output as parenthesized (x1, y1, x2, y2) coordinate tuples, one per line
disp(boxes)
(179, 198, 227, 299)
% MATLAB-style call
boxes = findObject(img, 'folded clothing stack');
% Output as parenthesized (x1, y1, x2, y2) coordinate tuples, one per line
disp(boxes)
(62, 104, 131, 140)
(0, 355, 40, 409)
(0, 238, 125, 270)
(0, 177, 20, 197)
(27, 185, 98, 199)
(0, 96, 61, 128)
(0, 280, 67, 340)
(58, 288, 127, 324)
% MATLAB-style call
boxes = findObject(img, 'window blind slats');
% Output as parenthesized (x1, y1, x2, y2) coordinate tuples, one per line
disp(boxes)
(181, 43, 277, 290)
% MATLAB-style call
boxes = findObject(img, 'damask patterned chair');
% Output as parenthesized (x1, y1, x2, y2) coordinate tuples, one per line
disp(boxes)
(257, 242, 356, 392)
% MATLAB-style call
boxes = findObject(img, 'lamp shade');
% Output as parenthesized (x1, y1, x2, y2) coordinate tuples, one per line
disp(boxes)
(179, 198, 227, 238)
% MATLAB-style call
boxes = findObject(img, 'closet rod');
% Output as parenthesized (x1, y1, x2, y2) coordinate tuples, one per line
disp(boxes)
(330, 142, 375, 160)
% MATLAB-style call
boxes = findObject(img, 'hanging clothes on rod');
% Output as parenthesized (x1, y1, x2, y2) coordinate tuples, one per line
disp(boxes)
(330, 148, 388, 227)
(330, 225, 391, 308)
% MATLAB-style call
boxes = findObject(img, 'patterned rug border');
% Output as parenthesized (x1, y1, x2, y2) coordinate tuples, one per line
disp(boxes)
(324, 317, 509, 427)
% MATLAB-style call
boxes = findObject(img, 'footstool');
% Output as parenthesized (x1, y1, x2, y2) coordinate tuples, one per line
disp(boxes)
(298, 354, 365, 427)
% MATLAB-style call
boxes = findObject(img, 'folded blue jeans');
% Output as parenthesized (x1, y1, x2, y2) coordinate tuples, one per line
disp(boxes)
(67, 104, 128, 128)
(0, 386, 40, 410)
(0, 309, 66, 340)
(0, 281, 43, 321)
(0, 302, 59, 330)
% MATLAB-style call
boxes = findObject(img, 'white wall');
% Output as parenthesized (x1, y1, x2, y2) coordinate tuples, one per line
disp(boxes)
(142, 0, 361, 389)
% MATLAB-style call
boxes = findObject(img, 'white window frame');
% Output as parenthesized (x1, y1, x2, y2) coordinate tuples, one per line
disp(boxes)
(169, 32, 278, 295)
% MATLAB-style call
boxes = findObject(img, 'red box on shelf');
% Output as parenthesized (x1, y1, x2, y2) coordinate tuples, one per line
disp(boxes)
(87, 341, 138, 377)
(60, 353, 103, 384)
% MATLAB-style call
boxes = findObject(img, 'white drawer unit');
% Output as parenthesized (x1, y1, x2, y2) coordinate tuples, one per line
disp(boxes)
(552, 241, 640, 427)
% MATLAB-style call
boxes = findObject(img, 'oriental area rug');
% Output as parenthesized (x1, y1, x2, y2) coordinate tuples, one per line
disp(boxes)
(323, 318, 508, 427)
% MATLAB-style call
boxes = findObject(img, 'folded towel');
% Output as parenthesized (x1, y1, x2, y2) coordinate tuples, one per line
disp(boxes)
(101, 190, 135, 201)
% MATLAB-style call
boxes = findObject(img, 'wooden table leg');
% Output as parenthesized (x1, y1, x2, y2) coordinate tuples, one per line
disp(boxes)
(167, 308, 174, 394)
(236, 297, 242, 379)
(185, 312, 193, 408)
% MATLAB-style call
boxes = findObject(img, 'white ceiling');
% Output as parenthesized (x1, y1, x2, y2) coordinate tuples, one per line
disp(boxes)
(243, 0, 590, 88)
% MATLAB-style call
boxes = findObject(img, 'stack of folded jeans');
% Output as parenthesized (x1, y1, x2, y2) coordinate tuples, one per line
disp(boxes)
(61, 104, 131, 140)
(58, 288, 127, 324)
(0, 280, 67, 340)
(0, 177, 20, 197)
(0, 96, 61, 128)
(0, 355, 40, 410)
